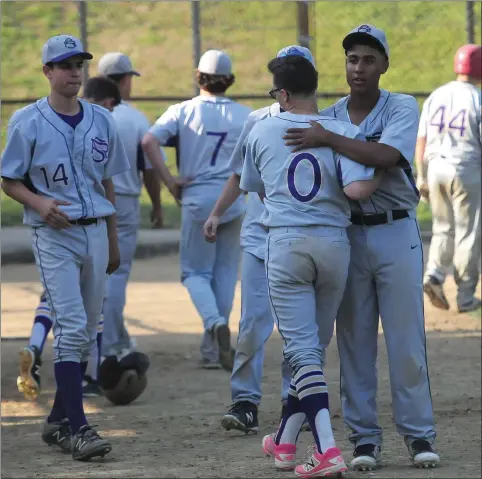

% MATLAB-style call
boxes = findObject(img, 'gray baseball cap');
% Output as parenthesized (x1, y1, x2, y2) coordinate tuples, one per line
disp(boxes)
(98, 52, 140, 76)
(277, 45, 316, 67)
(198, 50, 232, 76)
(42, 34, 93, 65)
(343, 24, 390, 59)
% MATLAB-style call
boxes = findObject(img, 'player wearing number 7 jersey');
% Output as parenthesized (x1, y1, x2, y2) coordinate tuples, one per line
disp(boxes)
(1, 35, 130, 461)
(142, 50, 252, 370)
(240, 54, 381, 477)
(416, 44, 481, 313)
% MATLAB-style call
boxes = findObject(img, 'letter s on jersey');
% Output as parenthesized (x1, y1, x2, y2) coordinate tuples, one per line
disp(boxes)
(91, 137, 109, 163)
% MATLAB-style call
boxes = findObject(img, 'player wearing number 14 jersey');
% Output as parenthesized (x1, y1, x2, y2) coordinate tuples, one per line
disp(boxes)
(142, 50, 252, 370)
(416, 44, 481, 313)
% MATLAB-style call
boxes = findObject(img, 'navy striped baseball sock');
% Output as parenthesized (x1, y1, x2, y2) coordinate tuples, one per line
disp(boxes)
(28, 294, 52, 354)
(54, 361, 88, 435)
(294, 365, 336, 454)
(275, 377, 306, 445)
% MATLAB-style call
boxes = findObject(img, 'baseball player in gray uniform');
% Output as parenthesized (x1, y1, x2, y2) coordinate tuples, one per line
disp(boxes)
(96, 52, 164, 364)
(204, 45, 316, 434)
(240, 54, 380, 477)
(142, 50, 252, 371)
(416, 44, 481, 313)
(284, 25, 440, 470)
(2, 35, 130, 461)
(16, 76, 123, 401)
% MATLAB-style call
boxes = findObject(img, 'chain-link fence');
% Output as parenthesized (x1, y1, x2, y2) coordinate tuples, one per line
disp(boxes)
(1, 0, 481, 122)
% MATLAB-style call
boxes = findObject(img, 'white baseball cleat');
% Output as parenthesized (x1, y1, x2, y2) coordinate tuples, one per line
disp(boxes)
(350, 444, 382, 471)
(408, 440, 440, 468)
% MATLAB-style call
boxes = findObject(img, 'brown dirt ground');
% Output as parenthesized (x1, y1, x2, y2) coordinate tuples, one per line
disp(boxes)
(1, 251, 481, 478)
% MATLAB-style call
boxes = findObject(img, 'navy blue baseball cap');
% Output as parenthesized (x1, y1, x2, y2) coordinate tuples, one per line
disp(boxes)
(343, 24, 390, 58)
(42, 34, 93, 64)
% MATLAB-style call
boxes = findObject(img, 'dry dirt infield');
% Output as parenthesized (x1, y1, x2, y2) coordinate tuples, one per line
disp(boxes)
(1, 251, 481, 478)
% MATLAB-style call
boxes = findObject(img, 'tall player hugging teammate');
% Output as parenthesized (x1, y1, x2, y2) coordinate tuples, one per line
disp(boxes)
(1, 35, 130, 461)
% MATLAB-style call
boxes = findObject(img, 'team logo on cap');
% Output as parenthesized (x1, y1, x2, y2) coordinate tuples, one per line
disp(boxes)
(357, 25, 372, 33)
(64, 38, 76, 49)
(280, 47, 306, 58)
(91, 137, 109, 163)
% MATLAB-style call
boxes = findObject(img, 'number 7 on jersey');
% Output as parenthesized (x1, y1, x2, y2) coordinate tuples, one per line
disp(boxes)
(206, 131, 227, 166)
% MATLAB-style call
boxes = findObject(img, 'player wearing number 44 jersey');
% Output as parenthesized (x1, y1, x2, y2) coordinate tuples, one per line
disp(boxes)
(1, 35, 130, 461)
(416, 44, 481, 314)
(142, 50, 252, 370)
(284, 25, 440, 470)
(240, 54, 381, 478)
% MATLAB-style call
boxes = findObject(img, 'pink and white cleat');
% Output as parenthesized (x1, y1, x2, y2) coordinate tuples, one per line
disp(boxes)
(262, 433, 297, 470)
(295, 447, 348, 478)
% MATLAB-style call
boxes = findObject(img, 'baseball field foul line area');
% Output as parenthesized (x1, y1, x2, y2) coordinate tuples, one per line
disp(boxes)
(1, 256, 480, 478)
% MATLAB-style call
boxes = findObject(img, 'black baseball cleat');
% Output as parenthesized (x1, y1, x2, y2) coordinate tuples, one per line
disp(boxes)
(42, 418, 72, 453)
(71, 424, 112, 461)
(221, 401, 259, 434)
(350, 444, 382, 471)
(212, 323, 235, 372)
(423, 276, 450, 310)
(17, 345, 42, 401)
(408, 440, 440, 468)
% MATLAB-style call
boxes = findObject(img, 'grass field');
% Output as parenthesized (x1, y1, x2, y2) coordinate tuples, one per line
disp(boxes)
(1, 1, 479, 228)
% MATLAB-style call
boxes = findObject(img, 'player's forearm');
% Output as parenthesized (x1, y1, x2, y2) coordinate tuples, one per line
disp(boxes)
(1, 178, 43, 211)
(324, 131, 400, 168)
(211, 174, 242, 217)
(143, 170, 162, 210)
(415, 137, 427, 182)
(102, 178, 118, 239)
(141, 134, 177, 190)
(344, 170, 383, 201)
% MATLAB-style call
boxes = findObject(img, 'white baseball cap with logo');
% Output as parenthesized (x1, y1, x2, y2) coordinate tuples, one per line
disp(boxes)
(98, 52, 140, 77)
(276, 45, 316, 67)
(197, 50, 232, 76)
(342, 24, 390, 59)
(42, 34, 93, 65)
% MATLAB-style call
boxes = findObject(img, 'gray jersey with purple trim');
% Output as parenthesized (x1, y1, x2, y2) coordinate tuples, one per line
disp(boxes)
(227, 103, 281, 260)
(321, 89, 420, 215)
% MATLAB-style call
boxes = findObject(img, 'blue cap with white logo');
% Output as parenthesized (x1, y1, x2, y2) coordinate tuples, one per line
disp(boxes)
(42, 34, 93, 65)
(277, 45, 316, 67)
(342, 24, 390, 59)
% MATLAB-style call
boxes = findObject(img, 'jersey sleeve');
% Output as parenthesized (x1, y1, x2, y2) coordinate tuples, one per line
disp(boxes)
(228, 115, 257, 175)
(1, 118, 33, 180)
(336, 134, 376, 186)
(104, 120, 130, 179)
(378, 99, 420, 166)
(417, 98, 430, 138)
(239, 133, 264, 193)
(148, 104, 180, 146)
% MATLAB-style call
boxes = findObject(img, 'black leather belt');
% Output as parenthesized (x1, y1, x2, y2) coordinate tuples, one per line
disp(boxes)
(350, 209, 409, 226)
(69, 217, 105, 226)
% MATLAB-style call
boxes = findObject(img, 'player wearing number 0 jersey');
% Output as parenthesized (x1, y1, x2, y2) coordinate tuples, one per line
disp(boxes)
(416, 44, 481, 313)
(240, 54, 380, 477)
(1, 35, 130, 461)
(284, 25, 440, 470)
(142, 50, 252, 370)
(204, 45, 316, 435)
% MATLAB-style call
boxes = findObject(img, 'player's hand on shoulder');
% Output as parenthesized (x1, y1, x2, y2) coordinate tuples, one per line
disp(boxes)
(106, 238, 121, 275)
(36, 198, 71, 230)
(203, 215, 220, 243)
(284, 120, 330, 152)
